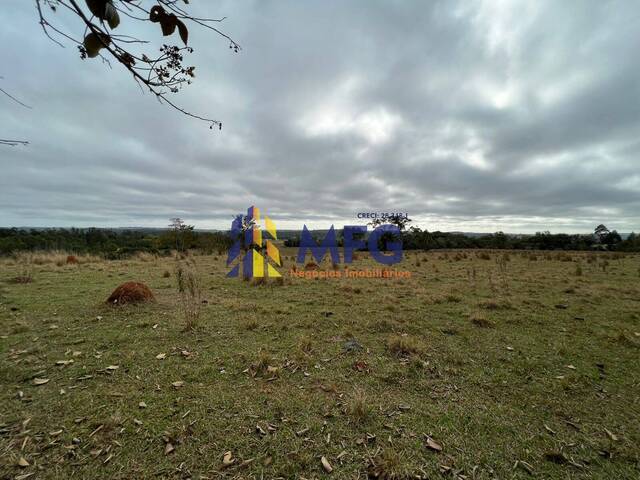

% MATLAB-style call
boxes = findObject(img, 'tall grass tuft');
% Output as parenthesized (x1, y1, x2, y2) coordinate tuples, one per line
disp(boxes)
(175, 260, 201, 331)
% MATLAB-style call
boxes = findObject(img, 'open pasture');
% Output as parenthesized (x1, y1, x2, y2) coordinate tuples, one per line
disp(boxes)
(1, 250, 639, 479)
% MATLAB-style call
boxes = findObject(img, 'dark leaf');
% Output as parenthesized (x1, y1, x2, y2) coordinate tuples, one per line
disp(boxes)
(149, 5, 166, 23)
(104, 2, 120, 29)
(160, 14, 178, 36)
(85, 0, 107, 19)
(83, 32, 110, 58)
(176, 19, 189, 45)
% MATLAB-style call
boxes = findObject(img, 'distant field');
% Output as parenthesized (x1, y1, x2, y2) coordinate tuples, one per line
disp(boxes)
(1, 249, 639, 479)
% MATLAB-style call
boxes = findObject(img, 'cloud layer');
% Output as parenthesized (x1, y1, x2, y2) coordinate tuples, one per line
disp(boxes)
(2, 0, 639, 232)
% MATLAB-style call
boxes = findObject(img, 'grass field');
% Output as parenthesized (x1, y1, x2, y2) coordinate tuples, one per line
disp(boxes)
(1, 249, 639, 479)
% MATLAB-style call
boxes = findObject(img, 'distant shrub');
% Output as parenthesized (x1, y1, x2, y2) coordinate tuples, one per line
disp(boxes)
(66, 255, 79, 265)
(9, 275, 33, 284)
(251, 277, 267, 287)
(479, 298, 512, 310)
(445, 293, 462, 303)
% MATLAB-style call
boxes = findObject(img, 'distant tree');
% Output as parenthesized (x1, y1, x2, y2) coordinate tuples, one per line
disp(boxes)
(369, 215, 412, 251)
(594, 224, 610, 243)
(603, 230, 622, 245)
(369, 215, 413, 232)
(169, 217, 193, 252)
(33, 0, 240, 129)
(231, 213, 261, 252)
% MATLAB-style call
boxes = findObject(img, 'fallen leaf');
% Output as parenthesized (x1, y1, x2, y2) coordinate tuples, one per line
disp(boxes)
(164, 442, 175, 455)
(566, 365, 576, 370)
(604, 428, 619, 441)
(106, 365, 119, 371)
(56, 360, 74, 366)
(33, 378, 49, 386)
(18, 457, 29, 467)
(425, 435, 442, 452)
(156, 353, 166, 360)
(321, 456, 333, 473)
(222, 451, 235, 468)
(353, 360, 369, 372)
(172, 381, 185, 388)
(139, 401, 147, 408)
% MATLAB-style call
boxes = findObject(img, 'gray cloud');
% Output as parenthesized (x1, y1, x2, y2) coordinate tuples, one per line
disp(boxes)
(1, 0, 639, 232)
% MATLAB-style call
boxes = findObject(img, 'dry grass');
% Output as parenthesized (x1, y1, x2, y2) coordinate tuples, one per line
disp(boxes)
(10, 250, 102, 266)
(346, 388, 372, 423)
(387, 334, 423, 357)
(469, 311, 495, 328)
(367, 449, 411, 479)
(175, 260, 201, 331)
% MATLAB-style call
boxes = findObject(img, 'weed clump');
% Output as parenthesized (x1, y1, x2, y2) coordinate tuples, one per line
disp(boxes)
(479, 298, 512, 310)
(387, 334, 423, 357)
(346, 388, 372, 423)
(9, 275, 33, 284)
(106, 281, 154, 305)
(176, 262, 201, 330)
(470, 311, 494, 328)
(367, 449, 411, 479)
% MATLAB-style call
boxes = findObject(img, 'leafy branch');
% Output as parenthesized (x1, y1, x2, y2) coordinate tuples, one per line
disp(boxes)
(35, 0, 240, 129)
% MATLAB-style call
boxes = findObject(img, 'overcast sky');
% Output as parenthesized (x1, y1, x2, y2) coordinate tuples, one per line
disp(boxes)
(1, 0, 639, 233)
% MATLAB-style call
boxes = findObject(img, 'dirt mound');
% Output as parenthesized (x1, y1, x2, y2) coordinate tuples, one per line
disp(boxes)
(106, 282, 155, 305)
(66, 255, 79, 265)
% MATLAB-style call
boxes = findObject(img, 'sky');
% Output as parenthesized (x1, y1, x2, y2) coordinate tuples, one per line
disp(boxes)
(1, 0, 639, 233)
